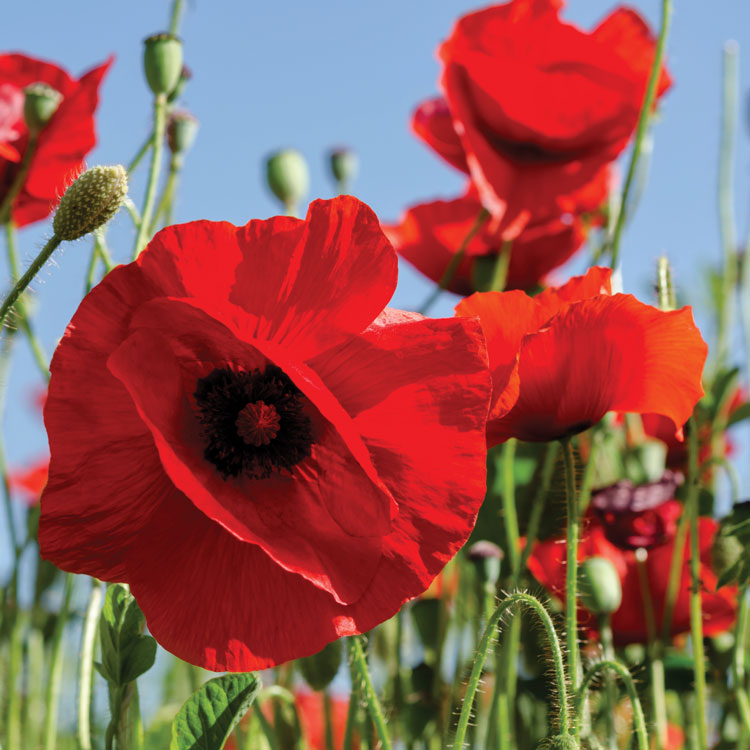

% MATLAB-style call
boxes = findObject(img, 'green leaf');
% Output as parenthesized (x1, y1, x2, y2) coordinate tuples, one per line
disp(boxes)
(121, 636, 158, 684)
(298, 639, 343, 691)
(170, 673, 261, 750)
(728, 402, 750, 427)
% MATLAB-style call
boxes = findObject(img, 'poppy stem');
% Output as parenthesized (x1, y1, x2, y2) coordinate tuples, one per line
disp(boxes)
(0, 134, 38, 226)
(133, 93, 168, 259)
(715, 42, 739, 373)
(488, 240, 512, 292)
(576, 660, 649, 750)
(149, 154, 182, 235)
(660, 499, 690, 641)
(453, 592, 570, 749)
(127, 133, 154, 174)
(417, 207, 489, 315)
(686, 420, 708, 750)
(347, 635, 392, 750)
(560, 437, 581, 730)
(733, 580, 750, 735)
(597, 617, 619, 750)
(0, 234, 63, 333)
(608, 0, 672, 270)
(169, 0, 184, 34)
(77, 579, 104, 750)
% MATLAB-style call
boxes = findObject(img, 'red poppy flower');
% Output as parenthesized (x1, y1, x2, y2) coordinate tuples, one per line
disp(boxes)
(38, 196, 492, 671)
(414, 0, 671, 236)
(528, 493, 737, 645)
(295, 690, 358, 750)
(0, 53, 111, 227)
(385, 181, 604, 295)
(8, 455, 49, 505)
(455, 266, 707, 445)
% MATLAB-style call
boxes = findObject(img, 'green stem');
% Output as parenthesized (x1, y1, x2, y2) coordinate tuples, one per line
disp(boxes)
(133, 94, 168, 259)
(0, 134, 38, 224)
(733, 581, 750, 735)
(347, 636, 392, 750)
(6, 610, 27, 750)
(4, 221, 49, 380)
(716, 41, 739, 371)
(489, 240, 512, 292)
(127, 133, 154, 174)
(576, 660, 649, 750)
(323, 691, 335, 750)
(520, 443, 559, 573)
(609, 0, 671, 269)
(578, 428, 602, 514)
(78, 579, 104, 750)
(0, 234, 63, 330)
(251, 703, 279, 750)
(598, 617, 619, 750)
(661, 501, 690, 641)
(417, 208, 489, 315)
(149, 155, 181, 235)
(342, 679, 359, 750)
(169, 0, 184, 33)
(453, 592, 570, 749)
(686, 422, 708, 750)
(43, 572, 75, 750)
(561, 438, 581, 724)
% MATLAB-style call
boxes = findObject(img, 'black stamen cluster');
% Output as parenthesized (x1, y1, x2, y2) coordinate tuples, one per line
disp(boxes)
(193, 365, 314, 480)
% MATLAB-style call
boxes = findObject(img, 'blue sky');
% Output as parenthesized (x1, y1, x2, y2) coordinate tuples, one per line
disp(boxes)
(2, 0, 750, 476)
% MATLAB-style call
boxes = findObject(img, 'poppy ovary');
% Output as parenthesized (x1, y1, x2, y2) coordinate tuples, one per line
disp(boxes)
(236, 401, 281, 447)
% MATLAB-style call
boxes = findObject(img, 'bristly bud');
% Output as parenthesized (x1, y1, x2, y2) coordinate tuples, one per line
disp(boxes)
(143, 33, 183, 97)
(329, 147, 358, 190)
(538, 735, 580, 749)
(657, 256, 676, 311)
(265, 149, 309, 213)
(167, 111, 198, 156)
(23, 83, 62, 135)
(578, 556, 622, 615)
(53, 165, 128, 241)
(467, 540, 503, 587)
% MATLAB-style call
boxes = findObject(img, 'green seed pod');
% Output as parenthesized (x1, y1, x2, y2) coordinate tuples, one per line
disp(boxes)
(23, 83, 62, 135)
(143, 33, 183, 97)
(53, 165, 128, 241)
(167, 111, 198, 156)
(297, 639, 343, 691)
(578, 556, 622, 616)
(329, 147, 358, 189)
(265, 149, 309, 211)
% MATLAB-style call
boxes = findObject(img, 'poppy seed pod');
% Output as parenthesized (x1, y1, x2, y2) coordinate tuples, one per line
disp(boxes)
(329, 148, 358, 187)
(143, 33, 183, 97)
(266, 149, 309, 211)
(53, 165, 128, 241)
(579, 556, 622, 615)
(467, 540, 503, 586)
(23, 83, 62, 135)
(167, 111, 198, 156)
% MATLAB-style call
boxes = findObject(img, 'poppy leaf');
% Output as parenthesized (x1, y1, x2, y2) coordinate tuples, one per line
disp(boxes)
(170, 672, 261, 750)
(728, 402, 750, 428)
(120, 637, 158, 684)
(298, 639, 343, 691)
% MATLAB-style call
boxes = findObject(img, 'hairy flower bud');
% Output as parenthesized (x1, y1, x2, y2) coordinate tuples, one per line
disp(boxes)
(167, 111, 198, 156)
(143, 33, 183, 97)
(539, 735, 580, 749)
(329, 147, 358, 189)
(266, 149, 309, 211)
(23, 83, 62, 135)
(53, 165, 128, 241)
(579, 556, 622, 615)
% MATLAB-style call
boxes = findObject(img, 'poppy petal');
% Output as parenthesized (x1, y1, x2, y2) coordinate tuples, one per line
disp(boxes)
(411, 97, 469, 173)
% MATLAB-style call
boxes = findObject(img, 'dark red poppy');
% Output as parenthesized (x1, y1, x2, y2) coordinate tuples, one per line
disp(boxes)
(528, 491, 737, 645)
(0, 53, 111, 227)
(38, 196, 492, 671)
(414, 0, 671, 236)
(455, 266, 707, 445)
(8, 455, 49, 505)
(384, 181, 603, 295)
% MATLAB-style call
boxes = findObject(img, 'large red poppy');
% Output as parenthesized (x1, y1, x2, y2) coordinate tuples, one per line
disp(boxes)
(528, 486, 737, 645)
(0, 53, 111, 227)
(385, 181, 603, 295)
(455, 267, 707, 445)
(413, 0, 671, 237)
(38, 196, 492, 671)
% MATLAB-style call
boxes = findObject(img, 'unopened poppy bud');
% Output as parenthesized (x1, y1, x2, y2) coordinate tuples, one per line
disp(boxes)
(297, 639, 343, 691)
(53, 165, 128, 241)
(539, 735, 580, 749)
(23, 83, 62, 135)
(143, 33, 183, 97)
(711, 533, 744, 583)
(167, 111, 198, 156)
(167, 64, 192, 104)
(329, 147, 358, 189)
(266, 149, 309, 212)
(467, 540, 503, 586)
(579, 556, 622, 615)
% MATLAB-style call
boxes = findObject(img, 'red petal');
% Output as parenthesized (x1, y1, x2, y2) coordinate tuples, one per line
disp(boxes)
(534, 265, 612, 319)
(411, 97, 469, 173)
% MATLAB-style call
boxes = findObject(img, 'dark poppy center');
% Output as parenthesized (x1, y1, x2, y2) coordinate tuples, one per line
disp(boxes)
(193, 365, 314, 480)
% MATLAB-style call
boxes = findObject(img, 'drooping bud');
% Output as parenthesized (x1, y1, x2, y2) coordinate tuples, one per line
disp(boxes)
(265, 149, 309, 213)
(329, 147, 358, 191)
(467, 540, 503, 587)
(298, 639, 343, 691)
(23, 83, 62, 135)
(578, 556, 622, 616)
(656, 256, 676, 311)
(143, 33, 183, 97)
(53, 165, 128, 241)
(711, 533, 744, 584)
(167, 64, 192, 104)
(167, 111, 198, 156)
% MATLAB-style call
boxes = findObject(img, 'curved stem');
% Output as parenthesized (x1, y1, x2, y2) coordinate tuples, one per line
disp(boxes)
(576, 660, 649, 750)
(0, 234, 62, 330)
(453, 592, 570, 749)
(43, 572, 75, 750)
(609, 0, 672, 269)
(347, 635, 392, 750)
(133, 94, 168, 259)
(417, 208, 489, 315)
(0, 134, 38, 225)
(78, 579, 104, 750)
(598, 617, 619, 750)
(733, 581, 750, 735)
